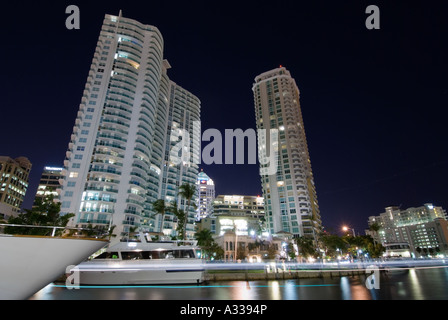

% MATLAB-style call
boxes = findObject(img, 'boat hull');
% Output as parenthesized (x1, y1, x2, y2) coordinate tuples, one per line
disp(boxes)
(76, 259, 205, 285)
(0, 235, 107, 299)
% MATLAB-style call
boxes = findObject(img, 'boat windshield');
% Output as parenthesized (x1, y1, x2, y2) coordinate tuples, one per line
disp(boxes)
(94, 251, 119, 259)
(120, 249, 196, 260)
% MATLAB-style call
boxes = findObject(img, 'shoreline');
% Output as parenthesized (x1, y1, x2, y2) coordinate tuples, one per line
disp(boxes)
(205, 269, 367, 281)
(56, 268, 368, 285)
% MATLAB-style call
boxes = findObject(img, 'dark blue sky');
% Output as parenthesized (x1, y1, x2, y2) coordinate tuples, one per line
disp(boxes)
(1, 0, 447, 235)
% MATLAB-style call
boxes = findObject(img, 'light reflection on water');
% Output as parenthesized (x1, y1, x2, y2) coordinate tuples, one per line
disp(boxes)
(30, 267, 448, 300)
(408, 269, 423, 299)
(340, 277, 351, 300)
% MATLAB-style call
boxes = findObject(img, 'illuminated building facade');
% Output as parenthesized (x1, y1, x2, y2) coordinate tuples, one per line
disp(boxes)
(367, 203, 448, 257)
(0, 156, 32, 219)
(198, 194, 295, 261)
(33, 166, 63, 206)
(58, 13, 200, 239)
(199, 195, 265, 235)
(196, 171, 215, 220)
(253, 67, 322, 241)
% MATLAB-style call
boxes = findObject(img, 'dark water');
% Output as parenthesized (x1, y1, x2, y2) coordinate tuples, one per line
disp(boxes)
(30, 267, 448, 300)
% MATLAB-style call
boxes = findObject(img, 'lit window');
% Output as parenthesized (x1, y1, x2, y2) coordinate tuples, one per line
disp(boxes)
(69, 172, 79, 178)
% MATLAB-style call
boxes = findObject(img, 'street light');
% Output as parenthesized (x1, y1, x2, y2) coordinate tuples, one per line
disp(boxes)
(342, 226, 356, 237)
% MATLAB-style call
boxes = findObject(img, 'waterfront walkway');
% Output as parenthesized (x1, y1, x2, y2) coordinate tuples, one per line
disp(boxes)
(204, 258, 448, 281)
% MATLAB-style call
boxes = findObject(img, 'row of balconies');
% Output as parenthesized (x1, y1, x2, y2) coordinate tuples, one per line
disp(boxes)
(78, 219, 111, 225)
(101, 117, 130, 129)
(80, 208, 114, 213)
(111, 70, 138, 87)
(117, 40, 143, 57)
(90, 167, 122, 175)
(85, 185, 119, 193)
(110, 77, 137, 92)
(83, 196, 117, 203)
(96, 140, 126, 151)
(114, 59, 140, 76)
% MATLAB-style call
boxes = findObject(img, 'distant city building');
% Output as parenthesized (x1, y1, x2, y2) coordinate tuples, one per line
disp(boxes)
(196, 171, 215, 220)
(213, 195, 265, 220)
(367, 203, 448, 257)
(33, 166, 63, 206)
(253, 67, 322, 241)
(198, 194, 296, 261)
(58, 13, 200, 239)
(198, 195, 265, 235)
(0, 156, 32, 219)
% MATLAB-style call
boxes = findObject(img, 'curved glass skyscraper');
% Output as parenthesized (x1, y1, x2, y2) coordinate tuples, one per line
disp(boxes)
(59, 12, 200, 239)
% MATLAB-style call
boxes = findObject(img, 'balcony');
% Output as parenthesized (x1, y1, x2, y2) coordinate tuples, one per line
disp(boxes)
(78, 219, 110, 224)
(83, 196, 117, 203)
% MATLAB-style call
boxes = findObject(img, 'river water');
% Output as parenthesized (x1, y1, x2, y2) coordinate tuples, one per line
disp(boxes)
(30, 266, 448, 300)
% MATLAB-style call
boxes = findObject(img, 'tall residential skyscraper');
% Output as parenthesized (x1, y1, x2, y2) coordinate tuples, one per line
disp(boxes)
(253, 67, 322, 241)
(59, 12, 200, 239)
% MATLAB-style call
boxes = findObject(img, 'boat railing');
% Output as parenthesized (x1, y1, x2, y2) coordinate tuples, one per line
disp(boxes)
(164, 240, 198, 246)
(0, 223, 106, 239)
(119, 238, 198, 247)
(118, 232, 198, 246)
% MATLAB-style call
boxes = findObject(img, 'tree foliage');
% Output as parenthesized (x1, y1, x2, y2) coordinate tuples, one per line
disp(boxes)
(4, 194, 74, 236)
(295, 236, 317, 258)
(178, 183, 196, 240)
(194, 229, 224, 260)
(152, 199, 168, 233)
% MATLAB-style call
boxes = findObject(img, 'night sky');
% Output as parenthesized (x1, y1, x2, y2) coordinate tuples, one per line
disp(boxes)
(1, 0, 447, 235)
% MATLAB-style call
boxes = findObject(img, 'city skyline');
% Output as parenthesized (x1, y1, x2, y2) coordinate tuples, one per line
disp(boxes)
(1, 1, 447, 235)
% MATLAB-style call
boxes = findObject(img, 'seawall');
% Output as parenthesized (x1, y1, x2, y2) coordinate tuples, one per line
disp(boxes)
(205, 269, 366, 281)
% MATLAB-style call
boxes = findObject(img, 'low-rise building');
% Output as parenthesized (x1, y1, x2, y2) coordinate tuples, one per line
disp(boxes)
(198, 195, 265, 236)
(198, 195, 295, 261)
(214, 230, 292, 262)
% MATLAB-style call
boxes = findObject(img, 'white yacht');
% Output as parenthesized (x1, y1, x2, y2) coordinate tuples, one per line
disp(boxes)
(74, 234, 205, 285)
(0, 225, 108, 300)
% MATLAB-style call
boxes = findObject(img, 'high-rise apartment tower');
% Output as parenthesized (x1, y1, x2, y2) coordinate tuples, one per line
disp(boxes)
(59, 12, 200, 239)
(253, 67, 322, 241)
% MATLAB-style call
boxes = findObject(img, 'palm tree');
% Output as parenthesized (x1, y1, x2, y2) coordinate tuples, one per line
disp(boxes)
(195, 229, 214, 247)
(152, 199, 168, 234)
(178, 183, 196, 240)
(195, 229, 215, 259)
(168, 201, 186, 240)
(174, 208, 187, 240)
(105, 225, 117, 240)
(368, 222, 381, 245)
